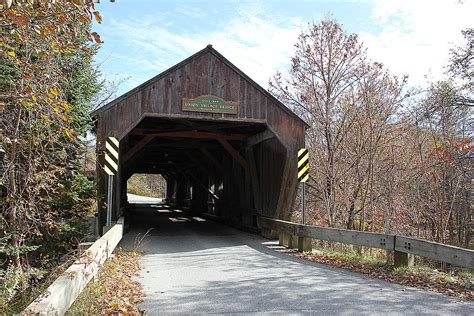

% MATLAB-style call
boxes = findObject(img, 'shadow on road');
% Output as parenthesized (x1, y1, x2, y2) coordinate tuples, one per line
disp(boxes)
(119, 204, 474, 315)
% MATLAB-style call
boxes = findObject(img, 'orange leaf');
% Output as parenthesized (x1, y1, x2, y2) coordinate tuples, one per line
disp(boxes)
(91, 32, 103, 44)
(12, 15, 29, 26)
(93, 11, 102, 24)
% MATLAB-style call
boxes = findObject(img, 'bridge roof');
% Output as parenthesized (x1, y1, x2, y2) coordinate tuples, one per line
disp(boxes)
(91, 45, 309, 128)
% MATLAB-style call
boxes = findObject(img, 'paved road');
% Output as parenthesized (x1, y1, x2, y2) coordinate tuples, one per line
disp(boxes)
(127, 193, 163, 204)
(120, 204, 474, 315)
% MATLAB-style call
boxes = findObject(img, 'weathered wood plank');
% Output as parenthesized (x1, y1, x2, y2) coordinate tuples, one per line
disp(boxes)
(260, 217, 474, 269)
(274, 150, 292, 219)
(152, 130, 247, 141)
(246, 147, 262, 211)
(395, 236, 474, 269)
(245, 129, 274, 147)
(259, 217, 394, 250)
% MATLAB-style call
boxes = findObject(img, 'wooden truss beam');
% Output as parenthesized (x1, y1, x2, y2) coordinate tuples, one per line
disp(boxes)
(122, 135, 155, 162)
(135, 130, 247, 141)
(177, 169, 219, 201)
(218, 139, 247, 168)
(245, 129, 274, 147)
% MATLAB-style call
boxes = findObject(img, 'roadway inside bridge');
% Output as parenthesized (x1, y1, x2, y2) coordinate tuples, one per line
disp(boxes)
(119, 198, 473, 315)
(121, 116, 278, 227)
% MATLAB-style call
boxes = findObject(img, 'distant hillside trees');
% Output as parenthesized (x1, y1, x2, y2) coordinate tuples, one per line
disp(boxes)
(271, 19, 472, 246)
(127, 174, 166, 198)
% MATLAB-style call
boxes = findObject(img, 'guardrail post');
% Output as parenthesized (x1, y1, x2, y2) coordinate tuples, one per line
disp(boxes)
(393, 236, 414, 268)
(261, 216, 474, 269)
(261, 227, 272, 239)
(394, 250, 414, 268)
(297, 237, 312, 252)
(289, 235, 298, 249)
(279, 232, 292, 247)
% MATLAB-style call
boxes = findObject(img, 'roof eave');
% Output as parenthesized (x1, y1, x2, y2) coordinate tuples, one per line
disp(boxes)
(90, 45, 310, 128)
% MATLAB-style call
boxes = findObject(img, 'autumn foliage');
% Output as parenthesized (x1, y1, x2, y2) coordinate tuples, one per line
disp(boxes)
(271, 20, 473, 246)
(0, 0, 103, 310)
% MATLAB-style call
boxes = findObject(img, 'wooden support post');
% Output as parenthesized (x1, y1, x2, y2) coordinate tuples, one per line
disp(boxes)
(275, 151, 293, 219)
(298, 237, 312, 252)
(246, 147, 262, 211)
(180, 170, 219, 201)
(280, 232, 293, 248)
(199, 148, 224, 172)
(279, 233, 285, 246)
(217, 139, 247, 168)
(290, 235, 299, 249)
(394, 251, 415, 268)
(96, 151, 106, 235)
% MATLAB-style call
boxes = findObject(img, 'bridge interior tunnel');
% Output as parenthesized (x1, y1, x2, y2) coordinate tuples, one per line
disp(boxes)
(119, 116, 288, 229)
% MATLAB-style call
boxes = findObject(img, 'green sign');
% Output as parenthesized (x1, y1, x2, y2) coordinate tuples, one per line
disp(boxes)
(182, 95, 238, 115)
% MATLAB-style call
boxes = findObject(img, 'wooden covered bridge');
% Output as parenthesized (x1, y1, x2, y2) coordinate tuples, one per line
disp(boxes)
(92, 45, 308, 233)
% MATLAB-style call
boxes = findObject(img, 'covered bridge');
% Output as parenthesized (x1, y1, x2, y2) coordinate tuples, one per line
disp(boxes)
(92, 45, 308, 233)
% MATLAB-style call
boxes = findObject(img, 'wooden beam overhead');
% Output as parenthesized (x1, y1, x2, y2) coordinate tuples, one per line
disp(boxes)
(130, 123, 256, 135)
(217, 139, 247, 168)
(245, 129, 274, 147)
(122, 135, 155, 162)
(132, 130, 247, 141)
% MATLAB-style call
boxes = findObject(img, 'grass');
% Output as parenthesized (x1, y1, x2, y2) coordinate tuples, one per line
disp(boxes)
(2, 281, 50, 315)
(292, 242, 474, 301)
(316, 247, 387, 266)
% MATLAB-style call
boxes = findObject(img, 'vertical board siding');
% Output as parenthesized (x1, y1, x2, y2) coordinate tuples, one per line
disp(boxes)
(258, 138, 286, 216)
(96, 49, 307, 224)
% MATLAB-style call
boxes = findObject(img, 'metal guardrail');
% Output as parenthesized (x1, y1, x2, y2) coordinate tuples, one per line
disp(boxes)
(259, 216, 474, 269)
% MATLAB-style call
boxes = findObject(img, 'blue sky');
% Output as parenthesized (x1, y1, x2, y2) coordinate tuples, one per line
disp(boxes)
(93, 0, 473, 97)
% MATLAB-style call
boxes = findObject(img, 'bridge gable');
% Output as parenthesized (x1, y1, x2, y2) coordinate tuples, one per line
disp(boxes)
(93, 45, 307, 149)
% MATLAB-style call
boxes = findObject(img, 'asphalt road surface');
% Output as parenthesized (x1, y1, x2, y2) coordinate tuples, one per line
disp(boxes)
(120, 203, 473, 315)
(127, 193, 163, 204)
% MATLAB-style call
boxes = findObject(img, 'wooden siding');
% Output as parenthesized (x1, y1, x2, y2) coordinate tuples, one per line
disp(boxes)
(96, 50, 305, 149)
(95, 47, 306, 230)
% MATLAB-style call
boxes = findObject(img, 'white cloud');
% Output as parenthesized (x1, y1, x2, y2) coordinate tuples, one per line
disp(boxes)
(101, 10, 304, 93)
(362, 0, 473, 87)
(98, 0, 472, 95)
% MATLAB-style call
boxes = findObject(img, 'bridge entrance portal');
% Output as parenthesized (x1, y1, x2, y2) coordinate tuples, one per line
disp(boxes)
(92, 45, 308, 234)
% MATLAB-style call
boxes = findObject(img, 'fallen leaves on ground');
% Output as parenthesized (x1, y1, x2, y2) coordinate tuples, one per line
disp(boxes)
(67, 249, 144, 315)
(291, 251, 474, 301)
